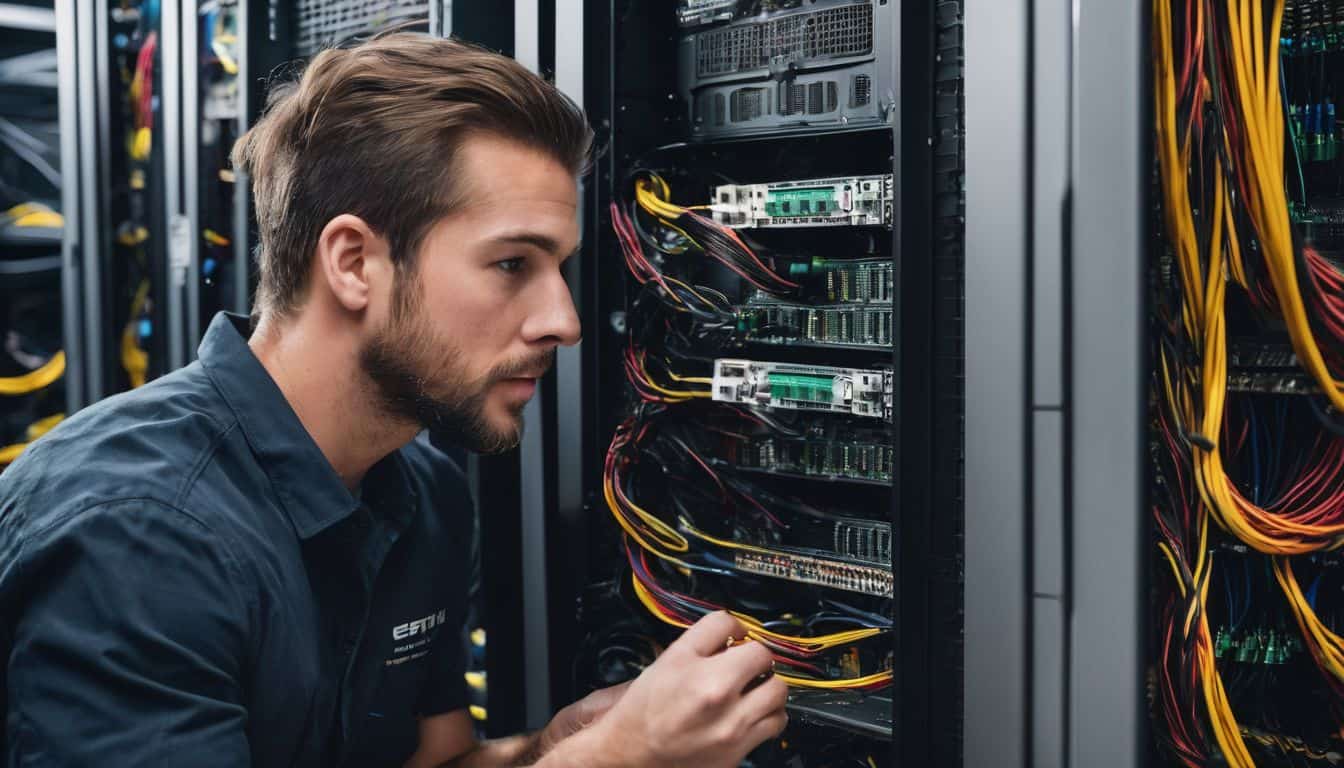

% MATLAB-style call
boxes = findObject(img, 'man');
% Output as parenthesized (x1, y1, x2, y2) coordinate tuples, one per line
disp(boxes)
(0, 33, 787, 767)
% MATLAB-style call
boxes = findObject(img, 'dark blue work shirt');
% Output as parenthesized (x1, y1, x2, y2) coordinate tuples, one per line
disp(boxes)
(0, 313, 473, 767)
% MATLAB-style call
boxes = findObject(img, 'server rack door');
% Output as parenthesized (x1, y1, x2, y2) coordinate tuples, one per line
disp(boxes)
(964, 0, 1148, 765)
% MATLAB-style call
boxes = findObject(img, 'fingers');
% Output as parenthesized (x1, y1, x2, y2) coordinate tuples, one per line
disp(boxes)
(738, 674, 788, 725)
(741, 709, 790, 753)
(674, 610, 748, 657)
(705, 638, 776, 691)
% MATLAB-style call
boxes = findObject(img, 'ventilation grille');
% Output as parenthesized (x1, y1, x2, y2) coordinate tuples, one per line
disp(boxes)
(778, 80, 839, 116)
(695, 2, 874, 78)
(730, 88, 769, 122)
(851, 74, 872, 107)
(293, 0, 429, 57)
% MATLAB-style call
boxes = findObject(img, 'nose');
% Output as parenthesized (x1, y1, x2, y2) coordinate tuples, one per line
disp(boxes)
(521, 268, 581, 348)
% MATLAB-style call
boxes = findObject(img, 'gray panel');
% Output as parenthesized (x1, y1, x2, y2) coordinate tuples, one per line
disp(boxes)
(1032, 599, 1066, 768)
(77, 1, 104, 401)
(54, 0, 84, 411)
(184, 0, 202, 354)
(1031, 0, 1068, 409)
(518, 394, 549, 730)
(681, 0, 896, 139)
(1068, 1, 1145, 766)
(513, 0, 549, 730)
(513, 0, 539, 72)
(232, 0, 251, 316)
(163, 0, 186, 371)
(964, 0, 1030, 763)
(1033, 410, 1064, 598)
(0, 3, 54, 31)
(553, 0, 584, 530)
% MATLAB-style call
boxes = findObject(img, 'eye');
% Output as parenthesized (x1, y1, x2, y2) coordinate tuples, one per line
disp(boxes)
(495, 257, 526, 274)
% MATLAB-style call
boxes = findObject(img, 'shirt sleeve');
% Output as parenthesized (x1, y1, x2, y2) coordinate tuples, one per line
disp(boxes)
(5, 499, 253, 766)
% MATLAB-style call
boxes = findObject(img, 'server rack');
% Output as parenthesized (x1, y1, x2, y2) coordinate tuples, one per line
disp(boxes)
(503, 2, 968, 765)
(1, 1, 68, 467)
(54, 0, 173, 406)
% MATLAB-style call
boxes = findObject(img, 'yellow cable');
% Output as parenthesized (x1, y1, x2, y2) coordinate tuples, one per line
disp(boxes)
(25, 413, 63, 441)
(121, 280, 151, 388)
(0, 352, 64, 396)
(0, 442, 25, 466)
(12, 211, 63, 228)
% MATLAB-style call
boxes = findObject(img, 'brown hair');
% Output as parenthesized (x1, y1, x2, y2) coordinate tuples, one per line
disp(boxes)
(231, 33, 593, 319)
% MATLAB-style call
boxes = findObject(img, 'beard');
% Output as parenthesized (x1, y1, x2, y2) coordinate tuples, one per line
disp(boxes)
(359, 280, 552, 454)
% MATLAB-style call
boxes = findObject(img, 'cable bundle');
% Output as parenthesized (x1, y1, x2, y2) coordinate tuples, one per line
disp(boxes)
(603, 405, 893, 691)
(127, 32, 157, 161)
(629, 173, 798, 296)
(1153, 0, 1344, 764)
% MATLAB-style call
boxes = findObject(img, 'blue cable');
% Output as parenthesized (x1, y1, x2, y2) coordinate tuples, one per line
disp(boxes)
(1308, 571, 1323, 611)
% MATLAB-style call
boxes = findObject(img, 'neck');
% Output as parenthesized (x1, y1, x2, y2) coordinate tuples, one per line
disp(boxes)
(249, 311, 419, 490)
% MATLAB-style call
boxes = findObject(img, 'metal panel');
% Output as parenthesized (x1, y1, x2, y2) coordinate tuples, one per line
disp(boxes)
(1032, 0, 1069, 409)
(54, 0, 84, 411)
(1068, 0, 1145, 766)
(232, 0, 251, 316)
(77, 0, 105, 401)
(1032, 599, 1066, 768)
(513, 0, 550, 730)
(552, 0, 583, 579)
(184, 0, 202, 354)
(292, 0, 429, 55)
(517, 393, 550, 730)
(681, 0, 896, 140)
(514, 0, 539, 71)
(964, 0, 1029, 764)
(163, 0, 186, 371)
(1033, 411, 1064, 597)
(0, 3, 54, 31)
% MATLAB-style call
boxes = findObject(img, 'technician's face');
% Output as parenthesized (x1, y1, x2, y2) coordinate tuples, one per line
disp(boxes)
(360, 134, 581, 453)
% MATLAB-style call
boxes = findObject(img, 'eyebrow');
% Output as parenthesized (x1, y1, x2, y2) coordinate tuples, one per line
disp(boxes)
(491, 232, 581, 260)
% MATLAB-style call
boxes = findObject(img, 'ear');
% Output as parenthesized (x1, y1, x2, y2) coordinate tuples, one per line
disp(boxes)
(314, 214, 392, 313)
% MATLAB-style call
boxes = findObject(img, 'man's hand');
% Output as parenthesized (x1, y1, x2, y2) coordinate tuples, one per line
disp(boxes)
(549, 611, 789, 768)
(527, 681, 631, 760)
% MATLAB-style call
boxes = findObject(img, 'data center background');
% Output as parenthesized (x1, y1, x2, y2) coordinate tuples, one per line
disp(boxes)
(13, 1, 1344, 766)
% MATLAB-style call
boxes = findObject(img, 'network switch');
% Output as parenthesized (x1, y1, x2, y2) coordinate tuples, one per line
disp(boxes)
(712, 175, 894, 228)
(712, 359, 893, 420)
(733, 550, 893, 597)
(727, 429, 893, 483)
(737, 303, 893, 348)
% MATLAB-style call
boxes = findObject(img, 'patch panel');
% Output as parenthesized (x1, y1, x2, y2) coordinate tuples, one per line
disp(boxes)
(712, 359, 893, 420)
(1227, 340, 1318, 394)
(711, 175, 894, 228)
(726, 429, 893, 483)
(737, 303, 893, 348)
(733, 550, 894, 597)
(1226, 371, 1319, 395)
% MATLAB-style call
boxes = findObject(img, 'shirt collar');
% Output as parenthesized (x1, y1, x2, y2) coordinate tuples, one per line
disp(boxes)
(197, 312, 407, 539)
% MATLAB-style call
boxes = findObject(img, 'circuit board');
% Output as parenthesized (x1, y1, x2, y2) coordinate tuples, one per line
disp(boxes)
(712, 175, 894, 228)
(712, 359, 893, 420)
